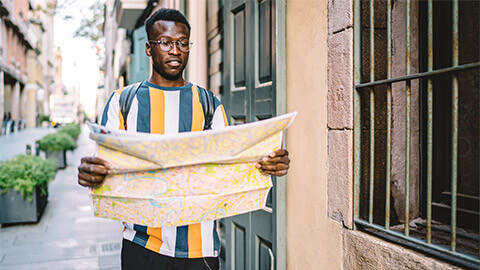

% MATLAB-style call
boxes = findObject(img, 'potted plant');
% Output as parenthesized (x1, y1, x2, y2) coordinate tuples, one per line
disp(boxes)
(58, 123, 82, 140)
(38, 132, 76, 169)
(0, 155, 57, 224)
(38, 114, 50, 128)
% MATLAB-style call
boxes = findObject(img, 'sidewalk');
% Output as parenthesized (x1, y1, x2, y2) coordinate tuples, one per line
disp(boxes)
(0, 127, 56, 161)
(0, 125, 123, 270)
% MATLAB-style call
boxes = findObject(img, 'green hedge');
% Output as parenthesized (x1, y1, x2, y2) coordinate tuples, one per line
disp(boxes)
(39, 132, 76, 152)
(0, 155, 57, 200)
(38, 114, 50, 123)
(59, 123, 81, 139)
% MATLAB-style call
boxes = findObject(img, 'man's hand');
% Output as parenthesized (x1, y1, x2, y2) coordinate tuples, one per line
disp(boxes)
(255, 149, 290, 177)
(77, 156, 112, 187)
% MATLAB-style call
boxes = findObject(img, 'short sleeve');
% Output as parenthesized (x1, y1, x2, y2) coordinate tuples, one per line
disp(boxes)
(211, 96, 229, 129)
(100, 91, 122, 130)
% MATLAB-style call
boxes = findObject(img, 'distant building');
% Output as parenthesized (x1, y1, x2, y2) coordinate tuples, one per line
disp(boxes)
(0, 0, 56, 132)
(50, 47, 79, 124)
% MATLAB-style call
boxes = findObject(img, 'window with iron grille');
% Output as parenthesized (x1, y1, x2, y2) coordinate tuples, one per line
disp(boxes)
(352, 0, 479, 268)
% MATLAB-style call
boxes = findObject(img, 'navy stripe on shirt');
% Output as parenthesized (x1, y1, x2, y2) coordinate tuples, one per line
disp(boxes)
(178, 87, 193, 133)
(132, 231, 149, 246)
(100, 92, 115, 126)
(175, 225, 189, 258)
(133, 224, 148, 233)
(135, 85, 151, 133)
(213, 221, 220, 253)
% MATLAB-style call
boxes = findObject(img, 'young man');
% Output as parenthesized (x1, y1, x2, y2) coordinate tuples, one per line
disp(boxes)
(78, 8, 290, 270)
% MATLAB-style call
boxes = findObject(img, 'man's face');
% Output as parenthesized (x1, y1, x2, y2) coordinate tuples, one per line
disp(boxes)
(146, 20, 190, 81)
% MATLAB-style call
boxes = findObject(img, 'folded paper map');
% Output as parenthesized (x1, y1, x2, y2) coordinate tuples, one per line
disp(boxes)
(88, 112, 296, 227)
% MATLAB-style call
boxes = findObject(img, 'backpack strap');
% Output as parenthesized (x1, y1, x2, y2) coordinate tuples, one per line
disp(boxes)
(198, 86, 216, 130)
(119, 81, 142, 130)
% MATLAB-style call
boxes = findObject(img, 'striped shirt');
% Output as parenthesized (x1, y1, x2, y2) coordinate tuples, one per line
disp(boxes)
(100, 80, 228, 258)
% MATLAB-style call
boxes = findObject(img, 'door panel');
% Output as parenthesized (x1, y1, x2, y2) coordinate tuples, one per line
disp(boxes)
(234, 9, 246, 88)
(130, 26, 150, 84)
(234, 223, 246, 270)
(230, 1, 248, 121)
(222, 1, 277, 269)
(258, 239, 273, 270)
(231, 91, 247, 118)
(253, 0, 275, 122)
(258, 0, 272, 83)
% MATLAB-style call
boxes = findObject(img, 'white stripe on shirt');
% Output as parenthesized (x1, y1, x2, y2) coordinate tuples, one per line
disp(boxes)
(212, 105, 226, 130)
(163, 91, 180, 134)
(126, 96, 139, 132)
(104, 92, 121, 130)
(159, 226, 177, 257)
(201, 221, 215, 257)
(123, 226, 136, 241)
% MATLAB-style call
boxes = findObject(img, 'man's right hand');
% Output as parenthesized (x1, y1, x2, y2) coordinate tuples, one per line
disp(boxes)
(77, 156, 112, 187)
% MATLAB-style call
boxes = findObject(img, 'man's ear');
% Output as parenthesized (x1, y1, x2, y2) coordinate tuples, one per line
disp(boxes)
(145, 42, 151, 56)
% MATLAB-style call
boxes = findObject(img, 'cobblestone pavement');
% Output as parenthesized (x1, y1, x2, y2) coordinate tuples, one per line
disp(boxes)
(0, 125, 123, 270)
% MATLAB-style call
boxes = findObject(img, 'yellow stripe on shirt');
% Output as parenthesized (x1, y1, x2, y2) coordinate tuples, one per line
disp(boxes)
(114, 88, 126, 130)
(219, 104, 229, 127)
(149, 87, 165, 134)
(191, 85, 204, 131)
(188, 223, 203, 258)
(145, 227, 163, 253)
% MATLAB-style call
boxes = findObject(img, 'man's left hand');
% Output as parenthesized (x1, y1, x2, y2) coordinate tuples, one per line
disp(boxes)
(255, 149, 290, 177)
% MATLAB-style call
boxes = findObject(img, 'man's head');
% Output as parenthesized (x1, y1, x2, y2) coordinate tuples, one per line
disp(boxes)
(145, 9, 191, 82)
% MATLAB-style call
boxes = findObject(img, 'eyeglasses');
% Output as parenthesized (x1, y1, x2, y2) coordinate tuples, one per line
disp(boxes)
(149, 38, 193, 53)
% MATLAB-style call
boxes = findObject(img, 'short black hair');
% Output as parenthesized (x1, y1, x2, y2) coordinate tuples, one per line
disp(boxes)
(144, 8, 190, 38)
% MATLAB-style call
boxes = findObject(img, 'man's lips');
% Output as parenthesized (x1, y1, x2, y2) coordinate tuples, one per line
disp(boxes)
(165, 59, 182, 67)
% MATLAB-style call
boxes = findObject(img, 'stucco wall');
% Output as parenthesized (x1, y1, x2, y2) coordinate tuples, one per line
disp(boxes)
(185, 0, 208, 89)
(285, 0, 343, 269)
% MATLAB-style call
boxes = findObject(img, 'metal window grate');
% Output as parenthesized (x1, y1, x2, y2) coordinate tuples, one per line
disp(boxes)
(352, 0, 480, 268)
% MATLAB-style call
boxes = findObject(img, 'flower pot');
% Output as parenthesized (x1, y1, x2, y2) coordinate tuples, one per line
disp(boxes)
(0, 186, 48, 225)
(45, 150, 66, 169)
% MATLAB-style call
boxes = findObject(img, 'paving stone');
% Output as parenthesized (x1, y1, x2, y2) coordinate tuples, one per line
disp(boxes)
(99, 254, 121, 269)
(3, 256, 100, 270)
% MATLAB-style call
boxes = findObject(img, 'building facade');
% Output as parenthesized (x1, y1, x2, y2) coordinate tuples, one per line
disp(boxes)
(0, 0, 56, 132)
(50, 47, 80, 124)
(101, 0, 479, 269)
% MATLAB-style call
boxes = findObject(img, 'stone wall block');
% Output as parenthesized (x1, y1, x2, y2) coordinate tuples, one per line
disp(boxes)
(327, 130, 353, 229)
(328, 0, 353, 34)
(343, 230, 462, 269)
(328, 28, 353, 130)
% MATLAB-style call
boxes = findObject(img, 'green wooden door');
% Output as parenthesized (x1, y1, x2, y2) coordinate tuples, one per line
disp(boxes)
(221, 1, 277, 269)
(129, 25, 150, 84)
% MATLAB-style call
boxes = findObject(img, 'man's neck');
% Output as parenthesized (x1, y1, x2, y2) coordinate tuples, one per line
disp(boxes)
(148, 73, 186, 87)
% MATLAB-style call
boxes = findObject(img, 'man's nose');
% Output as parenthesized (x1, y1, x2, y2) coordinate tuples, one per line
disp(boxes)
(169, 42, 181, 55)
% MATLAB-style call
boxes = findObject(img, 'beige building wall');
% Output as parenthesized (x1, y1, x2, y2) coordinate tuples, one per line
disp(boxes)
(285, 0, 343, 269)
(11, 82, 20, 120)
(185, 0, 207, 89)
(0, 72, 3, 127)
(4, 84, 12, 116)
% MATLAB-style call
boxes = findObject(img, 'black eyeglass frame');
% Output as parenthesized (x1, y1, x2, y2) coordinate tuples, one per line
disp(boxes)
(148, 38, 193, 53)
